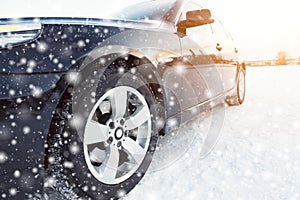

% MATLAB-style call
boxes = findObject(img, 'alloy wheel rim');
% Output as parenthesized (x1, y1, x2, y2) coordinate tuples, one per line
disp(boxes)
(83, 86, 152, 184)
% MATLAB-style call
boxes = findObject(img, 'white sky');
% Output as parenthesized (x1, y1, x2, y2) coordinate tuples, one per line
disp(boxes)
(1, 0, 299, 60)
(0, 0, 136, 18)
(202, 0, 300, 60)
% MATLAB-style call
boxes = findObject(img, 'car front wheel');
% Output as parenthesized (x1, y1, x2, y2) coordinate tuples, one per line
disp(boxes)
(45, 59, 159, 199)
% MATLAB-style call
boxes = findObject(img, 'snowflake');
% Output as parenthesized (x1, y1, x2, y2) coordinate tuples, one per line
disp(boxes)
(0, 151, 8, 163)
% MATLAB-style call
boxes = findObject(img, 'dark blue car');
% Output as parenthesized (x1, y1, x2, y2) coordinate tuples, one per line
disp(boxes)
(0, 0, 246, 199)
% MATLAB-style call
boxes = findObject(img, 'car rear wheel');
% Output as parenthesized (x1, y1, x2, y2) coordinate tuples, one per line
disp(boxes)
(237, 68, 246, 104)
(45, 59, 159, 199)
(226, 68, 246, 106)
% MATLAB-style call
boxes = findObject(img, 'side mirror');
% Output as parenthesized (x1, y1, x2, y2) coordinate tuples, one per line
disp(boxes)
(177, 9, 214, 34)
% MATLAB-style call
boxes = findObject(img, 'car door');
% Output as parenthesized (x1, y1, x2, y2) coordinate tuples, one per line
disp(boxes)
(210, 18, 239, 92)
(176, 2, 225, 107)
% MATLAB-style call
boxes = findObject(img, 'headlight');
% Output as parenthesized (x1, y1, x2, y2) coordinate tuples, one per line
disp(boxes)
(0, 20, 42, 48)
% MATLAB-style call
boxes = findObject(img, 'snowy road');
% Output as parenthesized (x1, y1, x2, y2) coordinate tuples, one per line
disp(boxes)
(124, 66, 300, 200)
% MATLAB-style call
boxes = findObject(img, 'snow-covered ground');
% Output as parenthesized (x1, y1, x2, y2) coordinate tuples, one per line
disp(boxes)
(124, 66, 300, 200)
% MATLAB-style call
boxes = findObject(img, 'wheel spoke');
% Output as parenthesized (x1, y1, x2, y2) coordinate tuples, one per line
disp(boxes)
(122, 138, 146, 164)
(124, 105, 150, 130)
(101, 146, 120, 182)
(110, 89, 127, 119)
(84, 120, 109, 145)
(136, 123, 149, 145)
(118, 162, 135, 173)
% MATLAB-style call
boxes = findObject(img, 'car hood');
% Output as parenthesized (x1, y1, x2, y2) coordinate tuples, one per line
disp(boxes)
(0, 17, 162, 74)
(0, 17, 162, 29)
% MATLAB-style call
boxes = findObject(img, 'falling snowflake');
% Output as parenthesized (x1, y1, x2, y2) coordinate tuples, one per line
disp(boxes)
(0, 151, 8, 164)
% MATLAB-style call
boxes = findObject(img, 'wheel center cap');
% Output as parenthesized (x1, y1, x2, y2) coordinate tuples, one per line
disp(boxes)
(115, 127, 124, 140)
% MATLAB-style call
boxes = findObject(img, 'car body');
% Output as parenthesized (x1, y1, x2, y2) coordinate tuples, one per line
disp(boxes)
(0, 0, 246, 199)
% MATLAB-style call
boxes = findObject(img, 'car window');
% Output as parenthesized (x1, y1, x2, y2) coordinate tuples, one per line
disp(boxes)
(178, 2, 213, 48)
(211, 18, 232, 42)
(112, 0, 176, 21)
(178, 2, 201, 21)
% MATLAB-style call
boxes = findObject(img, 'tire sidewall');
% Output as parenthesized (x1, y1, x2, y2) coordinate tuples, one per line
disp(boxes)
(64, 63, 158, 199)
(237, 69, 246, 105)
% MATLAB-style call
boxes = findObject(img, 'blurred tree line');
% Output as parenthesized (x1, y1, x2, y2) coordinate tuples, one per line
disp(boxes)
(276, 51, 287, 65)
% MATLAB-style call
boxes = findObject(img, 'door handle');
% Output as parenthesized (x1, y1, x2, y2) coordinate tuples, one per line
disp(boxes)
(234, 48, 238, 53)
(216, 43, 223, 51)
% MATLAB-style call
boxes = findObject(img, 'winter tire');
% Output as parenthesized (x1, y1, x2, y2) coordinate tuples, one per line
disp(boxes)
(226, 68, 246, 106)
(45, 58, 159, 199)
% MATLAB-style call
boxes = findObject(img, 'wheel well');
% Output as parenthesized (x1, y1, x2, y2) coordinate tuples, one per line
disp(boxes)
(105, 54, 166, 133)
(45, 86, 73, 166)
(47, 54, 167, 150)
(110, 54, 164, 99)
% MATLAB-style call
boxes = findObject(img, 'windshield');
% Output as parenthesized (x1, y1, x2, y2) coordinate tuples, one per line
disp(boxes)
(110, 0, 176, 21)
(0, 0, 175, 21)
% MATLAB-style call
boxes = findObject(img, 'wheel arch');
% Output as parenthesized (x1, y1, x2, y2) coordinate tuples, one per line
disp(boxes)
(45, 47, 167, 155)
(68, 45, 165, 102)
(42, 48, 167, 198)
